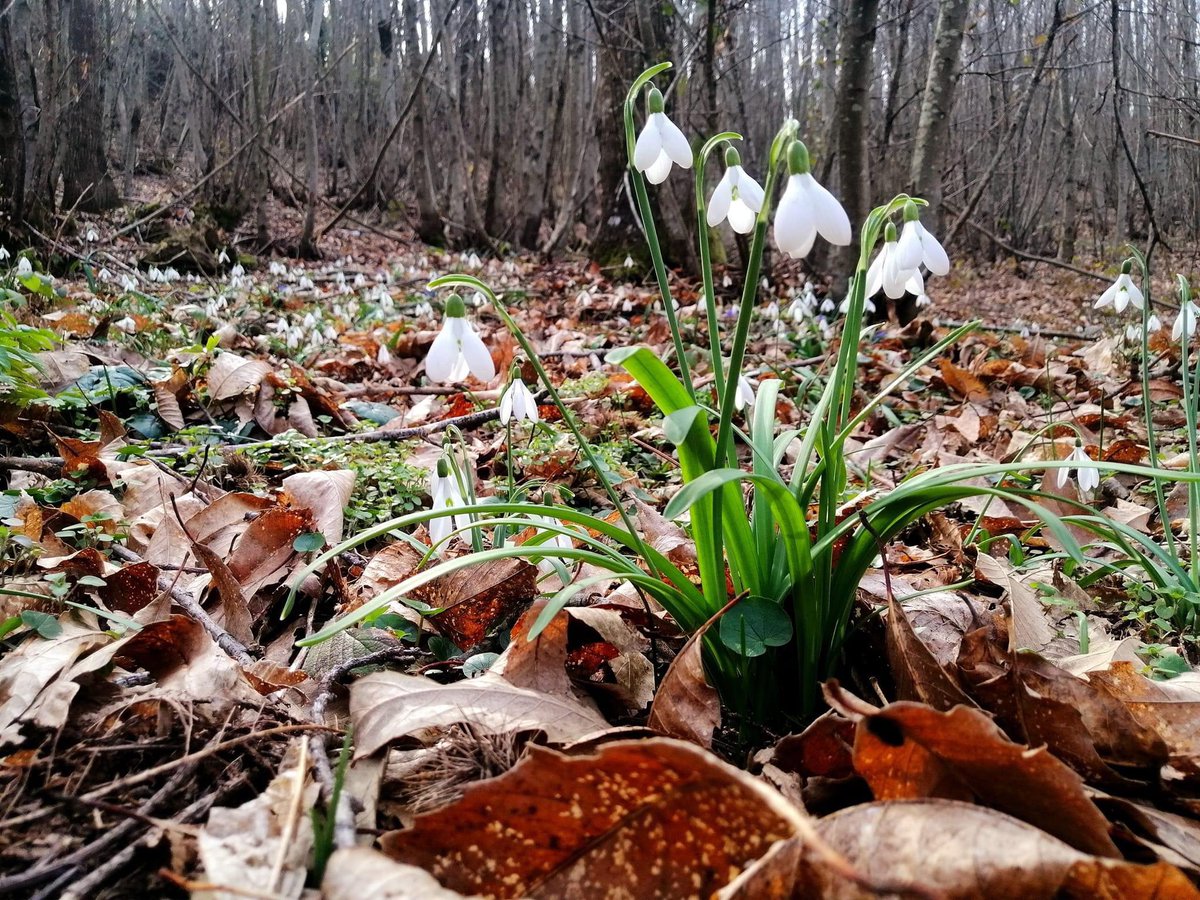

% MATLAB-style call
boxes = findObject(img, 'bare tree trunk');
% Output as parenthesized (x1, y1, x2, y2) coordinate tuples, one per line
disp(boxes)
(404, 0, 443, 245)
(61, 0, 118, 213)
(908, 0, 970, 229)
(0, 12, 26, 239)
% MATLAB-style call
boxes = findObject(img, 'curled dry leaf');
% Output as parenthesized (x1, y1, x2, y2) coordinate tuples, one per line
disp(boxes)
(824, 682, 1120, 858)
(379, 737, 822, 898)
(1088, 662, 1200, 777)
(796, 799, 1197, 899)
(417, 555, 538, 652)
(206, 351, 273, 402)
(884, 590, 976, 711)
(280, 468, 356, 546)
(323, 848, 466, 900)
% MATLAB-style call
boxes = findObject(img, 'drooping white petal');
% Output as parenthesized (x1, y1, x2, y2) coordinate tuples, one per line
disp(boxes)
(865, 249, 887, 298)
(735, 374, 756, 410)
(799, 174, 852, 246)
(1094, 281, 1120, 310)
(882, 247, 911, 299)
(657, 113, 693, 168)
(457, 320, 496, 382)
(425, 324, 461, 383)
(896, 221, 924, 271)
(737, 171, 765, 212)
(905, 270, 925, 296)
(707, 169, 735, 227)
(1078, 462, 1100, 493)
(917, 223, 951, 275)
(727, 199, 757, 234)
(499, 385, 515, 424)
(774, 176, 814, 257)
(645, 151, 673, 185)
(1118, 274, 1145, 310)
(633, 116, 663, 172)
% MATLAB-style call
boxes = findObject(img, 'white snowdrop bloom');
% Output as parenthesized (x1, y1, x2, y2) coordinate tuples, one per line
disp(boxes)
(0, 246, 9, 261)
(734, 374, 756, 411)
(499, 376, 539, 425)
(15, 257, 32, 277)
(895, 202, 950, 276)
(324, 325, 337, 341)
(113, 316, 137, 334)
(163, 267, 180, 282)
(633, 87, 692, 184)
(865, 223, 918, 300)
(1057, 443, 1099, 493)
(302, 312, 317, 329)
(707, 147, 764, 234)
(840, 293, 877, 315)
(820, 296, 836, 314)
(788, 293, 812, 322)
(576, 290, 592, 309)
(774, 141, 851, 259)
(529, 512, 575, 573)
(298, 275, 315, 291)
(425, 294, 496, 383)
(354, 273, 368, 288)
(722, 274, 732, 289)
(85, 227, 99, 243)
(413, 300, 433, 318)
(230, 263, 245, 279)
(268, 261, 287, 276)
(1149, 314, 1163, 332)
(379, 292, 395, 314)
(97, 267, 112, 282)
(623, 255, 635, 269)
(1173, 300, 1200, 342)
(119, 274, 137, 291)
(286, 329, 301, 349)
(377, 343, 392, 365)
(763, 301, 779, 320)
(1094, 271, 1144, 313)
(217, 249, 229, 265)
(429, 459, 471, 552)
(471, 291, 486, 308)
(85, 297, 106, 313)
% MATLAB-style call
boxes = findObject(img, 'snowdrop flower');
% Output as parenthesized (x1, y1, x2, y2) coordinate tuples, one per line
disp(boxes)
(97, 267, 112, 282)
(906, 270, 933, 309)
(1056, 441, 1099, 493)
(866, 223, 918, 300)
(298, 275, 315, 291)
(788, 292, 812, 322)
(763, 301, 779, 320)
(820, 296, 836, 314)
(429, 457, 471, 551)
(324, 325, 338, 341)
(119, 274, 137, 291)
(623, 255, 635, 270)
(426, 293, 496, 383)
(499, 376, 539, 425)
(0, 246, 9, 261)
(85, 227, 99, 243)
(163, 267, 180, 282)
(217, 248, 229, 266)
(230, 263, 245, 279)
(269, 261, 287, 276)
(15, 257, 32, 277)
(1174, 300, 1200, 342)
(633, 87, 692, 184)
(774, 141, 851, 259)
(707, 147, 764, 234)
(721, 274, 732, 289)
(113, 316, 137, 334)
(354, 273, 368, 288)
(895, 201, 950, 276)
(413, 300, 433, 318)
(1094, 267, 1144, 313)
(529, 509, 575, 574)
(377, 343, 392, 365)
(840, 293, 877, 315)
(734, 374, 756, 411)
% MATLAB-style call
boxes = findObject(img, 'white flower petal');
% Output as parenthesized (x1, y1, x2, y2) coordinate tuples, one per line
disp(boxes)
(727, 199, 757, 234)
(645, 151, 673, 184)
(499, 385, 515, 424)
(425, 326, 461, 383)
(917, 223, 951, 275)
(896, 222, 924, 271)
(657, 113, 693, 168)
(737, 170, 765, 212)
(459, 324, 495, 382)
(707, 169, 735, 227)
(800, 174, 852, 245)
(1095, 281, 1119, 309)
(774, 176, 813, 256)
(633, 117, 663, 172)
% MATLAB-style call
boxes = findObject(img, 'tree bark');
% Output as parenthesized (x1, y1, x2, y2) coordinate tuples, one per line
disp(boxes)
(908, 0, 970, 230)
(61, 0, 118, 213)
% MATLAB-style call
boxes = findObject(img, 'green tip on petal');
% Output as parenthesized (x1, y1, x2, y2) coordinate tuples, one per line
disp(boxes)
(786, 140, 810, 175)
(884, 221, 898, 243)
(903, 200, 920, 223)
(724, 145, 741, 168)
(444, 293, 467, 318)
(646, 87, 664, 114)
(1120, 259, 1133, 276)
(436, 456, 451, 478)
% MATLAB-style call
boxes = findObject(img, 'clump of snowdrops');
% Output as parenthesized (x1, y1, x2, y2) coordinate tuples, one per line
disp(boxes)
(292, 64, 1200, 727)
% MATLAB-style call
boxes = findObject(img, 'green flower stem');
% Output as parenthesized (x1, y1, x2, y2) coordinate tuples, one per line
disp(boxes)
(694, 131, 742, 402)
(1178, 275, 1200, 576)
(623, 65, 693, 399)
(1130, 247, 1177, 565)
(428, 274, 661, 582)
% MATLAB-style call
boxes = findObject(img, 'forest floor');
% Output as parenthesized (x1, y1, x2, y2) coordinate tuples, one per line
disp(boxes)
(2, 193, 1200, 898)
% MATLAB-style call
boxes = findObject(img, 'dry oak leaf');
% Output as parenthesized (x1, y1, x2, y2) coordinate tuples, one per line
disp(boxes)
(379, 737, 819, 899)
(351, 671, 610, 756)
(824, 682, 1120, 858)
(280, 468, 356, 546)
(1089, 661, 1200, 777)
(884, 590, 976, 711)
(206, 350, 273, 402)
(646, 596, 733, 748)
(795, 799, 1198, 899)
(938, 358, 990, 403)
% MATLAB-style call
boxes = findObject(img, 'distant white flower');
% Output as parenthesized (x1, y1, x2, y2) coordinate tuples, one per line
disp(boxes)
(1095, 272, 1144, 313)
(354, 273, 368, 288)
(429, 459, 471, 552)
(820, 296, 836, 314)
(15, 257, 32, 277)
(623, 255, 634, 269)
(119, 274, 137, 291)
(230, 263, 245, 279)
(377, 343, 392, 365)
(774, 141, 851, 259)
(499, 377, 539, 425)
(529, 512, 575, 573)
(633, 88, 692, 184)
(426, 294, 495, 383)
(217, 249, 230, 265)
(298, 275, 315, 291)
(0, 246, 9, 261)
(269, 261, 287, 276)
(163, 267, 180, 282)
(895, 203, 950, 276)
(708, 148, 764, 234)
(1174, 300, 1200, 342)
(1057, 443, 1099, 493)
(113, 316, 137, 334)
(763, 301, 779, 320)
(734, 374, 756, 410)
(85, 227, 99, 243)
(413, 300, 433, 318)
(722, 274, 732, 289)
(97, 267, 112, 282)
